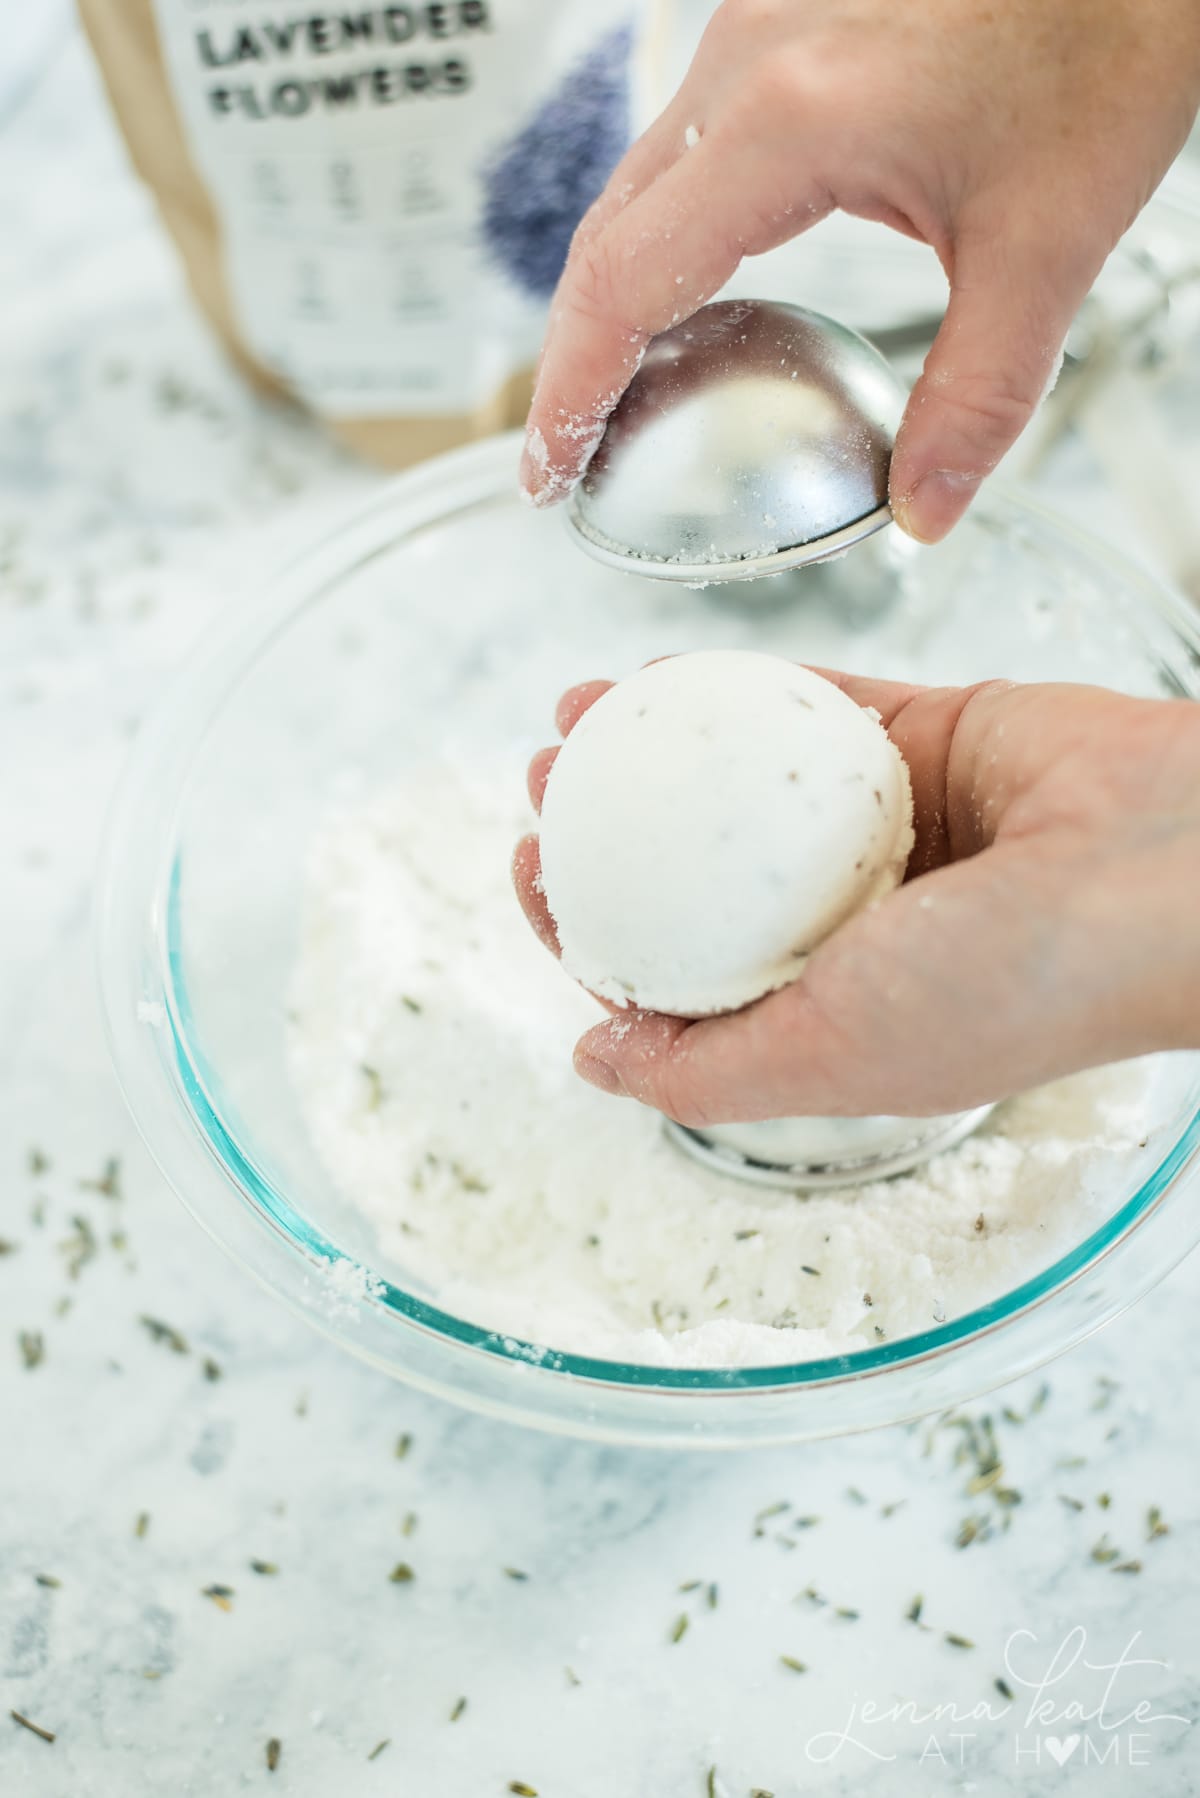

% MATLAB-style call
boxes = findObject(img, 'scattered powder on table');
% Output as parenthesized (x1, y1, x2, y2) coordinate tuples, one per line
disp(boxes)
(288, 762, 1153, 1369)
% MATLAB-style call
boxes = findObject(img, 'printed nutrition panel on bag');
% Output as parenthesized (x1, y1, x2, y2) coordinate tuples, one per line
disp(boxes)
(150, 2, 633, 413)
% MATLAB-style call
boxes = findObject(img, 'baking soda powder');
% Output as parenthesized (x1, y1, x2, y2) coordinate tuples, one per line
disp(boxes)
(288, 761, 1152, 1368)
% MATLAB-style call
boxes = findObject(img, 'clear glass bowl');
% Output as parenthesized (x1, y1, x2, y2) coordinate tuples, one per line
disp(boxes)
(97, 433, 1200, 1447)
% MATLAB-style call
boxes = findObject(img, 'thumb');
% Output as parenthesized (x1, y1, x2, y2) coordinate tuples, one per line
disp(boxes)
(571, 843, 1065, 1123)
(890, 229, 1098, 544)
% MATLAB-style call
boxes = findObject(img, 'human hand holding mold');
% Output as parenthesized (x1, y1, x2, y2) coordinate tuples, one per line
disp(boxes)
(520, 0, 1200, 542)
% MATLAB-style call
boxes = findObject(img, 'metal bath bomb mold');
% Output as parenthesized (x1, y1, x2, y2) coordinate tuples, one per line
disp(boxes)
(565, 298, 906, 583)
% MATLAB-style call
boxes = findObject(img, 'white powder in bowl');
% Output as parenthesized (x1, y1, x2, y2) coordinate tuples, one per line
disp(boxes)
(287, 760, 1154, 1369)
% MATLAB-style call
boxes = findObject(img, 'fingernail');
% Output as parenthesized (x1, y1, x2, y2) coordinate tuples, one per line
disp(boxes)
(574, 1050, 625, 1097)
(895, 470, 981, 545)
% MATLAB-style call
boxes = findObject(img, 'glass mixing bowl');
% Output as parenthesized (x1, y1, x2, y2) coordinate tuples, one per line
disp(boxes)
(97, 434, 1200, 1447)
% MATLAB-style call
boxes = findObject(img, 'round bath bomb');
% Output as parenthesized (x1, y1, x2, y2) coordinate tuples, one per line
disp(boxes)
(537, 650, 914, 1017)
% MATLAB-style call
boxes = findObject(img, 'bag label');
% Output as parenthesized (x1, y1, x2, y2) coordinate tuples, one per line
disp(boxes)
(150, 1, 640, 415)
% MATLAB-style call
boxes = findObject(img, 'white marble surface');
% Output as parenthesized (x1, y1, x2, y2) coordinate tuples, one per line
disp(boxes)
(4, 25, 1200, 1797)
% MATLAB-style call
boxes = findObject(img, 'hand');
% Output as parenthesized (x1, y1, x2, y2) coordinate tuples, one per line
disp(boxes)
(520, 0, 1200, 541)
(513, 675, 1200, 1124)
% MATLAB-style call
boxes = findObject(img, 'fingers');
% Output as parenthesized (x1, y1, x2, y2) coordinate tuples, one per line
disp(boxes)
(527, 680, 615, 813)
(531, 669, 1017, 869)
(521, 136, 830, 505)
(526, 679, 616, 814)
(776, 670, 1021, 873)
(512, 834, 559, 954)
(555, 679, 614, 737)
(526, 748, 558, 814)
(890, 224, 1102, 543)
(802, 668, 928, 723)
(520, 669, 1067, 1120)
(518, 681, 616, 935)
(570, 840, 1069, 1122)
(511, 833, 628, 1023)
(574, 1010, 689, 1102)
(524, 110, 686, 398)
(565, 103, 689, 260)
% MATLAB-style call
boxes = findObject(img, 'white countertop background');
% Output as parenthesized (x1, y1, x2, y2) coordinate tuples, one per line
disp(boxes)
(3, 25, 1200, 1797)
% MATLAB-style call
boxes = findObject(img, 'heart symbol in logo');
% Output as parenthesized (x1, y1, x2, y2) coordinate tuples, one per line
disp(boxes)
(1044, 1735, 1082, 1767)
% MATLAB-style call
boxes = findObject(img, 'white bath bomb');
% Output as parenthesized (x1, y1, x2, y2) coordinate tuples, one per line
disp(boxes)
(537, 651, 914, 1017)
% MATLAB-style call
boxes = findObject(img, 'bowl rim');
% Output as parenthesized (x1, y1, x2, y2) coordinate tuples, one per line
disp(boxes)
(95, 431, 1200, 1437)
